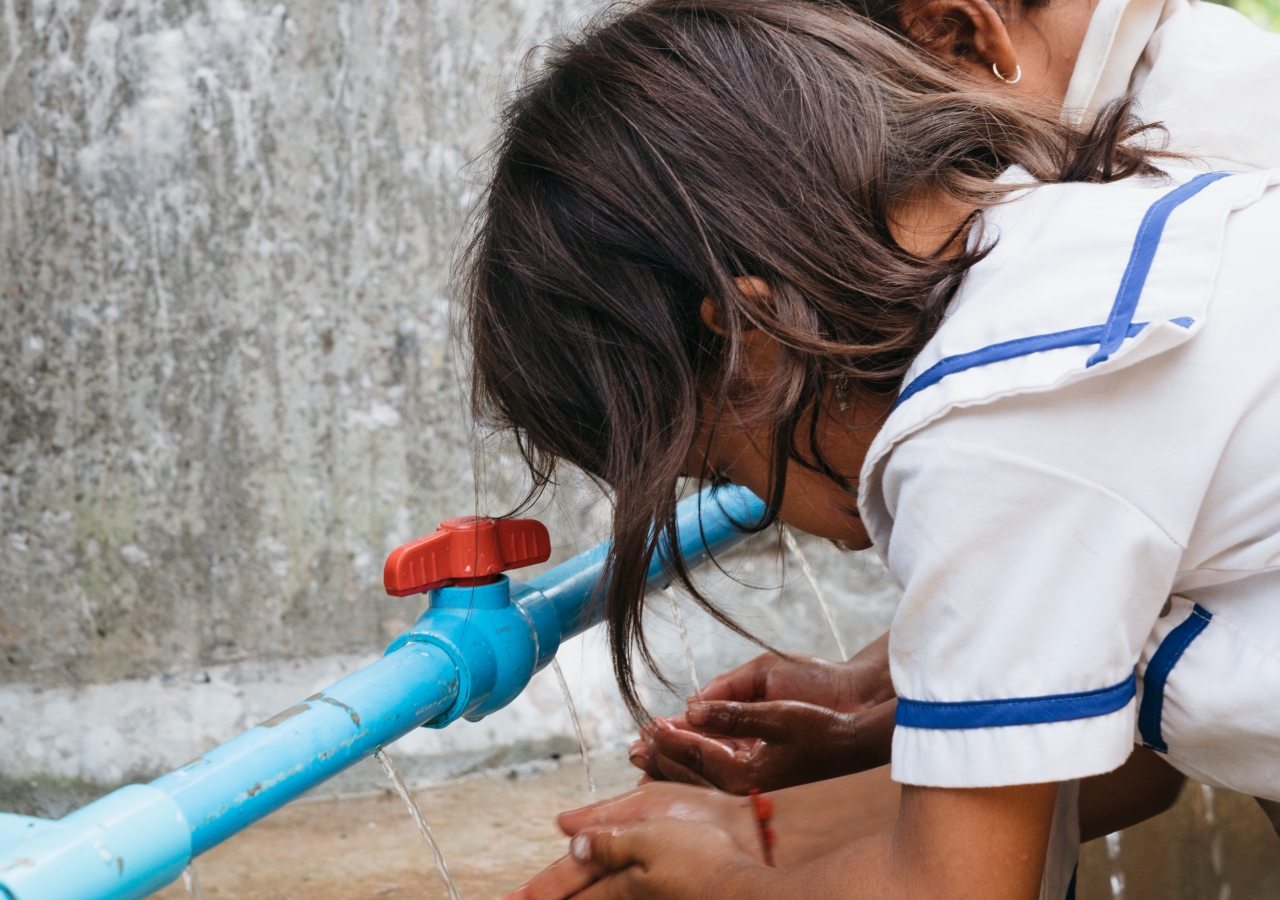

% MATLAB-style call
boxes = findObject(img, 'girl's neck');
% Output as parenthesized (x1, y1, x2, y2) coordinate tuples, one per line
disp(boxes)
(889, 189, 978, 259)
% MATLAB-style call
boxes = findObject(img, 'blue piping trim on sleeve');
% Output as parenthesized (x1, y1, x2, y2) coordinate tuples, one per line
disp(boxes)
(895, 670, 1136, 730)
(1086, 172, 1231, 367)
(1138, 604, 1213, 753)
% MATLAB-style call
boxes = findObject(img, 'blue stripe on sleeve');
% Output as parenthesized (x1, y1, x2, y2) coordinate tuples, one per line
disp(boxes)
(1086, 172, 1230, 367)
(895, 671, 1137, 730)
(1138, 604, 1213, 753)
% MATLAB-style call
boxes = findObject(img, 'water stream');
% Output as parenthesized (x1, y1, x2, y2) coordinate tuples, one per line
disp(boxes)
(1105, 830, 1125, 900)
(664, 586, 702, 700)
(780, 527, 848, 660)
(1201, 784, 1232, 900)
(374, 749, 463, 900)
(182, 864, 203, 900)
(550, 658, 597, 793)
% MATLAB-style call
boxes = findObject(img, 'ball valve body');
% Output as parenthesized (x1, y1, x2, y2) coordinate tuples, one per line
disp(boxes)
(382, 516, 561, 726)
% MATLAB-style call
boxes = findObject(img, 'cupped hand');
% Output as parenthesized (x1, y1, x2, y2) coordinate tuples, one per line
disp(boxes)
(695, 639, 894, 712)
(503, 819, 765, 900)
(556, 780, 761, 861)
(631, 698, 895, 793)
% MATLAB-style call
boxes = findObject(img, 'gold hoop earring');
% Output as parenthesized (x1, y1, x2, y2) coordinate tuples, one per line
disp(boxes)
(992, 62, 1022, 84)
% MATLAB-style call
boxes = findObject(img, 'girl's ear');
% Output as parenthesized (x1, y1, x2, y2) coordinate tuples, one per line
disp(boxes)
(899, 0, 1020, 85)
(700, 277, 771, 337)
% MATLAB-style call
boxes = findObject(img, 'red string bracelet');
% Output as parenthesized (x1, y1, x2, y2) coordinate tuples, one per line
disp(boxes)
(748, 788, 776, 867)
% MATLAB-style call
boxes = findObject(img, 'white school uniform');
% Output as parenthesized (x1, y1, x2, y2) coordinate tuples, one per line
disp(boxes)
(1064, 0, 1280, 170)
(858, 166, 1280, 899)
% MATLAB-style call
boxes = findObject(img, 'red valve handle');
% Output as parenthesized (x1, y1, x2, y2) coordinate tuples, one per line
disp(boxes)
(383, 516, 552, 597)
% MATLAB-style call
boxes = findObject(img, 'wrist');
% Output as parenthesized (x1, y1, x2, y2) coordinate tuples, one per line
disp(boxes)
(722, 853, 788, 900)
(837, 662, 895, 710)
(846, 702, 894, 770)
(722, 792, 770, 864)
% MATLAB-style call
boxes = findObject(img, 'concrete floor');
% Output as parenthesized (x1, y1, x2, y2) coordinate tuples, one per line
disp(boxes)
(154, 749, 1280, 900)
(152, 751, 638, 900)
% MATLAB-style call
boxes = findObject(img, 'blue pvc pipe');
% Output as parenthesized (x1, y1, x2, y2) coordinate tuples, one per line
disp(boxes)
(530, 485, 768, 638)
(152, 641, 461, 856)
(0, 485, 766, 900)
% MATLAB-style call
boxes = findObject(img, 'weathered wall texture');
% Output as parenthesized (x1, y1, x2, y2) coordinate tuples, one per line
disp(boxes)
(0, 0, 902, 797)
(0, 0, 611, 685)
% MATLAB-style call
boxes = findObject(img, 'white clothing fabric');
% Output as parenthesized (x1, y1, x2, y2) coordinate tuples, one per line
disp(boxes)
(858, 167, 1280, 798)
(1063, 0, 1280, 170)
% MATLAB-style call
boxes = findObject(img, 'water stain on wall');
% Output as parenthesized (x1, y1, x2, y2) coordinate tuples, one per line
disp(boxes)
(0, 0, 604, 687)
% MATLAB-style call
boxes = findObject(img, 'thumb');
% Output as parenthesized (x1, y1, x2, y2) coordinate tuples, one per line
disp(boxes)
(571, 825, 653, 874)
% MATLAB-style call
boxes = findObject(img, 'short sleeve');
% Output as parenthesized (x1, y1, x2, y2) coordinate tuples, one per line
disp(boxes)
(882, 438, 1182, 787)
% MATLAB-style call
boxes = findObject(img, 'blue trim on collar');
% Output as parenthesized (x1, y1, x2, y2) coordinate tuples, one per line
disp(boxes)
(893, 173, 1231, 409)
(895, 671, 1137, 730)
(1087, 172, 1231, 367)
(895, 321, 1150, 409)
(1138, 603, 1213, 753)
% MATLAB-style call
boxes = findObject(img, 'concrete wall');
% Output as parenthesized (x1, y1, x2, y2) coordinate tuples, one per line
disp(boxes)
(0, 0, 901, 810)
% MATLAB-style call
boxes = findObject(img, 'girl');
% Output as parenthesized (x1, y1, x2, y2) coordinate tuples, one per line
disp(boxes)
(636, 0, 1280, 795)
(462, 1, 1280, 898)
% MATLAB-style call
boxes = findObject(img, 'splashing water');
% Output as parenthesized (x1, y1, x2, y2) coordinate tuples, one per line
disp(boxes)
(664, 586, 702, 700)
(1109, 873, 1126, 900)
(550, 658, 597, 793)
(781, 527, 848, 660)
(182, 864, 202, 900)
(1105, 831, 1124, 900)
(374, 750, 462, 900)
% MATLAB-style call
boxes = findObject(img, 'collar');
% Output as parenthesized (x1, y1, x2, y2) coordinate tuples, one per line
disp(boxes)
(858, 169, 1275, 552)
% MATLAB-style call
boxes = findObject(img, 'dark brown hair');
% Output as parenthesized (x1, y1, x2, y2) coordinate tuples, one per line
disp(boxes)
(460, 0, 1161, 719)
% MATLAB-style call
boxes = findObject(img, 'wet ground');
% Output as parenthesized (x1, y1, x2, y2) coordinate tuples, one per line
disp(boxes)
(152, 751, 637, 900)
(154, 748, 1279, 900)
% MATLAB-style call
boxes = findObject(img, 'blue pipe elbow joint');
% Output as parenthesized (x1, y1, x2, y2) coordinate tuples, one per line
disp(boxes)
(384, 576, 561, 727)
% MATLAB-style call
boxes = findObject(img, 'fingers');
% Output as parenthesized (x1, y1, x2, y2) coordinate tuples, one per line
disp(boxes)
(651, 746, 718, 788)
(502, 852, 600, 900)
(557, 787, 662, 835)
(565, 820, 756, 900)
(627, 738, 651, 776)
(630, 717, 708, 784)
(557, 781, 723, 835)
(698, 653, 779, 702)
(572, 828, 634, 872)
(684, 700, 814, 741)
(649, 725, 754, 792)
(654, 701, 876, 791)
